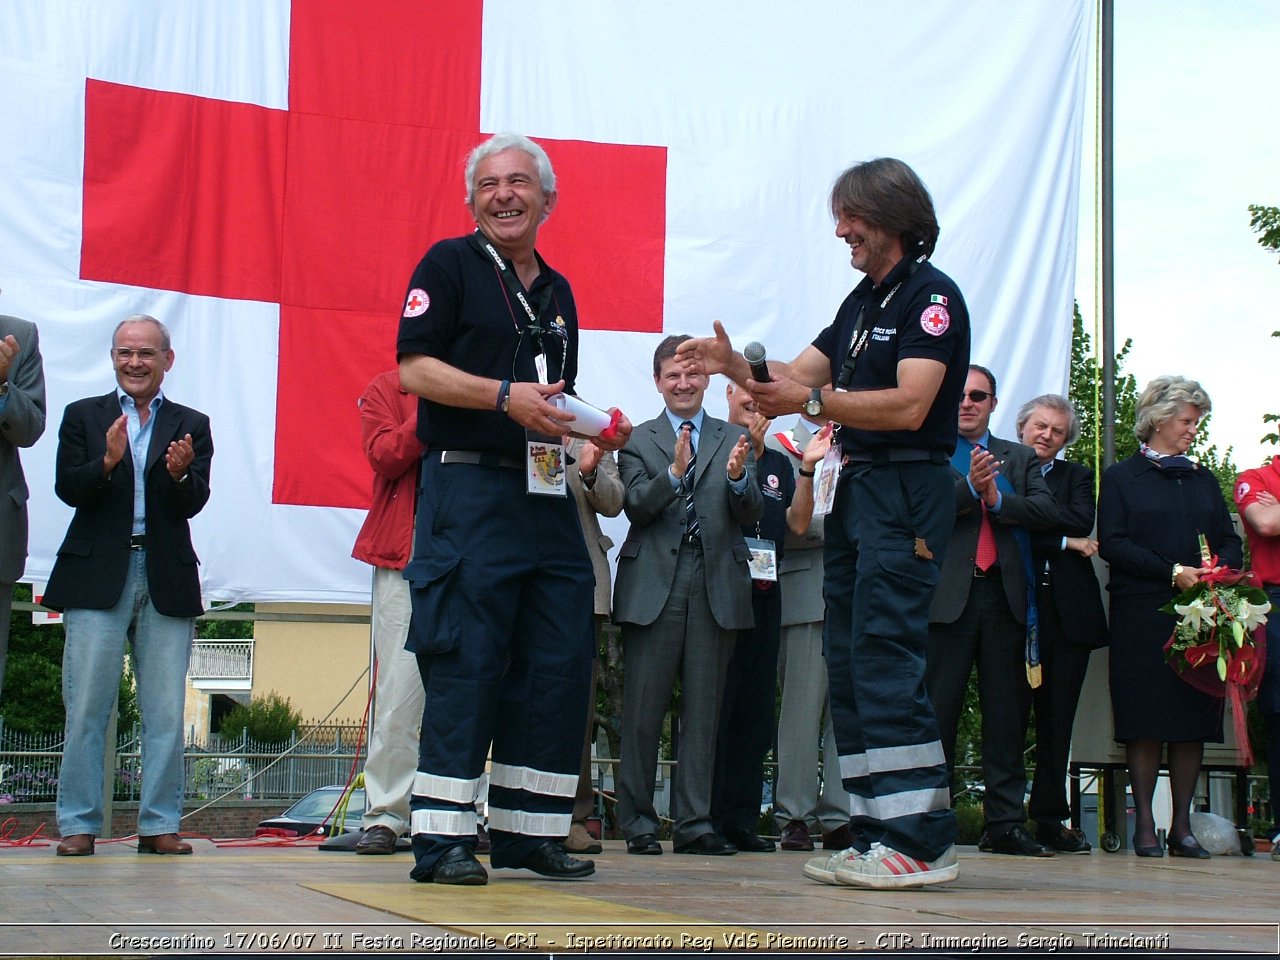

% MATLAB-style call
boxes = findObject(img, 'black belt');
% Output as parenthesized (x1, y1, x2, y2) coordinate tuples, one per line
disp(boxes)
(438, 449, 523, 470)
(843, 448, 948, 466)
(129, 535, 147, 551)
(682, 532, 703, 548)
(973, 565, 1000, 579)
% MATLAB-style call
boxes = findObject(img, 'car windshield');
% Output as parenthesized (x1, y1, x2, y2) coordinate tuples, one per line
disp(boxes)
(285, 788, 365, 820)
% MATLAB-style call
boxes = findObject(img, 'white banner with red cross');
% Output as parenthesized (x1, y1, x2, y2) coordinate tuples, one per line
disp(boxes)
(0, 0, 1092, 603)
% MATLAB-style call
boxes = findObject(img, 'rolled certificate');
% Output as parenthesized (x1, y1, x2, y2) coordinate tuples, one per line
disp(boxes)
(551, 393, 624, 440)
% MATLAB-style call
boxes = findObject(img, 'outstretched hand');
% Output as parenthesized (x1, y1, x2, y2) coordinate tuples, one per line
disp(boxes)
(676, 320, 734, 377)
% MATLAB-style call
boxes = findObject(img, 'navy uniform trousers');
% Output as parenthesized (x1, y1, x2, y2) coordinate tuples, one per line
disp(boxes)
(823, 460, 957, 862)
(405, 456, 594, 878)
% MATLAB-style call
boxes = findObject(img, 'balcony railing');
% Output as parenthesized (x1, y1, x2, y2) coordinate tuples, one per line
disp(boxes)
(189, 639, 254, 684)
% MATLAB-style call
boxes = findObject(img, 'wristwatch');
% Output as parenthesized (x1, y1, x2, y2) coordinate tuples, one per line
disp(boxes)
(802, 388, 823, 417)
(1171, 563, 1185, 587)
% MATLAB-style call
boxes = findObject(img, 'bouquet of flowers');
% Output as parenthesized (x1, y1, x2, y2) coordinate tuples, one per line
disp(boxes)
(1161, 536, 1271, 765)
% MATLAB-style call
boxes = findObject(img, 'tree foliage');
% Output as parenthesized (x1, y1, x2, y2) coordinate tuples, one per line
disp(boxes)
(0, 584, 139, 735)
(218, 691, 302, 744)
(1249, 204, 1280, 446)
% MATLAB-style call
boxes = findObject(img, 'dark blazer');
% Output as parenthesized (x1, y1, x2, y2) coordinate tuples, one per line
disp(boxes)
(42, 391, 213, 617)
(1098, 452, 1242, 600)
(1030, 459, 1108, 649)
(929, 433, 1059, 624)
(612, 411, 762, 631)
(0, 315, 46, 584)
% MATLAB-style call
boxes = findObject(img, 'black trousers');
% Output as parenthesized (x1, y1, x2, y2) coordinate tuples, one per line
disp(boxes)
(927, 571, 1032, 839)
(1027, 583, 1094, 826)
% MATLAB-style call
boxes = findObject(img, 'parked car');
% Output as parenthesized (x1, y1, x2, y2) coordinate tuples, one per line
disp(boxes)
(255, 785, 365, 838)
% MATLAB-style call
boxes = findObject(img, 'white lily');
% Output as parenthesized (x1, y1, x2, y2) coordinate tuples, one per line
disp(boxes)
(1174, 596, 1216, 632)
(1237, 599, 1271, 634)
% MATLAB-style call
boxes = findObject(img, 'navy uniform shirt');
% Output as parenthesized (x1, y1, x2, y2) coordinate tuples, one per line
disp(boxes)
(396, 233, 579, 459)
(812, 255, 970, 458)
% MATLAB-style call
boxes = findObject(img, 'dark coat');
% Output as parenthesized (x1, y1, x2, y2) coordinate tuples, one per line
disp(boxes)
(1030, 459, 1108, 649)
(929, 433, 1059, 625)
(1098, 452, 1241, 741)
(42, 391, 212, 617)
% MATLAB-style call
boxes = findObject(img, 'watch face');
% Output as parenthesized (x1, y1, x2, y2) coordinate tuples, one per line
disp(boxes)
(804, 400, 821, 416)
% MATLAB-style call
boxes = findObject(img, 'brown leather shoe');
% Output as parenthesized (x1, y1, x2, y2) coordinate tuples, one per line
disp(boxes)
(137, 833, 193, 855)
(780, 819, 814, 851)
(355, 824, 399, 855)
(56, 834, 95, 857)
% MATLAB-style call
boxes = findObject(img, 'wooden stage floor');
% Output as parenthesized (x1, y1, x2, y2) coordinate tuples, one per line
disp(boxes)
(0, 837, 1277, 956)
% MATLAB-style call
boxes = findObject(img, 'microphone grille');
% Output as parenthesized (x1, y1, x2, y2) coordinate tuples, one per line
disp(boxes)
(743, 341, 766, 364)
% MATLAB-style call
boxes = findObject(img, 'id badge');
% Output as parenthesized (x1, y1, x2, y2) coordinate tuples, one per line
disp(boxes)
(813, 446, 841, 516)
(745, 537, 778, 582)
(525, 432, 567, 497)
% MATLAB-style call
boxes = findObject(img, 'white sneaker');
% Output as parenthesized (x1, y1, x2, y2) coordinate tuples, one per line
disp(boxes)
(802, 847, 862, 885)
(1270, 832, 1280, 862)
(833, 841, 958, 889)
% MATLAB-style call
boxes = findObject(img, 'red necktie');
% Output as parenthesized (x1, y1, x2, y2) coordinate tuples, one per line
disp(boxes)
(975, 502, 998, 571)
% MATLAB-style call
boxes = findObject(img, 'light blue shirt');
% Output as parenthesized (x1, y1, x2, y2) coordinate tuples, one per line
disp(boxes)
(118, 387, 164, 536)
(662, 407, 748, 494)
(962, 430, 1003, 513)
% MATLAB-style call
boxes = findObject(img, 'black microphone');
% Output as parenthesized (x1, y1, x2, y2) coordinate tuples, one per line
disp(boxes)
(743, 341, 772, 383)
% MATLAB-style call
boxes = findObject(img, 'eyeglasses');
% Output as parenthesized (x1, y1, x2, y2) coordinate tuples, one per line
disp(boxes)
(113, 348, 161, 361)
(963, 390, 992, 403)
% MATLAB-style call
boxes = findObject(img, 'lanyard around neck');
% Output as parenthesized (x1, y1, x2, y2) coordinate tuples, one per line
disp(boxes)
(834, 254, 925, 391)
(475, 230, 561, 384)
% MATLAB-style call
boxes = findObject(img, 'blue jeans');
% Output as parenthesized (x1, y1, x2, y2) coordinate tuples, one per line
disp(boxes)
(57, 549, 193, 836)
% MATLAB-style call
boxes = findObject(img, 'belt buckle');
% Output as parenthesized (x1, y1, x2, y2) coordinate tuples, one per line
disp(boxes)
(973, 566, 987, 578)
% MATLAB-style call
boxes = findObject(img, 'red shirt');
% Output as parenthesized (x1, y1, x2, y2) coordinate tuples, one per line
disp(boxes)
(351, 370, 424, 570)
(1234, 456, 1280, 586)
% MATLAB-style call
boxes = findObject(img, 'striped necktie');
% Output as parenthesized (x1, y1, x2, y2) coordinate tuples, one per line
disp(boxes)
(681, 420, 700, 540)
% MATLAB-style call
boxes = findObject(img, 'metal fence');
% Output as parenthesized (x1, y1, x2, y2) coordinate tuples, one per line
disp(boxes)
(0, 720, 367, 804)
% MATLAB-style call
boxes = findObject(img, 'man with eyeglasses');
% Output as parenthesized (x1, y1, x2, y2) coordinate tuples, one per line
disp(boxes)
(43, 314, 212, 858)
(925, 364, 1058, 857)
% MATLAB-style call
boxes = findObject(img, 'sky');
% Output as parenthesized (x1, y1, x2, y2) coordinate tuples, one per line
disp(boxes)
(1076, 0, 1280, 470)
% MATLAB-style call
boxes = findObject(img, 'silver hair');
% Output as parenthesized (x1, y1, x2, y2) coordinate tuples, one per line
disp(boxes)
(464, 133, 556, 203)
(1014, 394, 1081, 446)
(1133, 375, 1211, 442)
(113, 314, 171, 351)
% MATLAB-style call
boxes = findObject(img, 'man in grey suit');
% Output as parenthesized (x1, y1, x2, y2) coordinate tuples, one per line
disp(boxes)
(0, 315, 46, 696)
(926, 364, 1059, 857)
(767, 414, 851, 852)
(613, 335, 762, 856)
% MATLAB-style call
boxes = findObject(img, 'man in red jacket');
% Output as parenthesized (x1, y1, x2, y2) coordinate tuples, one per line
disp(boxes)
(351, 369, 427, 854)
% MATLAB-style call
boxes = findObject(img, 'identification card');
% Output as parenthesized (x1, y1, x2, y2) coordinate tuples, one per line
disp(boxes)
(745, 537, 778, 582)
(525, 433, 567, 497)
(813, 446, 841, 516)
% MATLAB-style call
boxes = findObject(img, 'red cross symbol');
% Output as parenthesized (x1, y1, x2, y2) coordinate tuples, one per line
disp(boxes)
(79, 0, 667, 509)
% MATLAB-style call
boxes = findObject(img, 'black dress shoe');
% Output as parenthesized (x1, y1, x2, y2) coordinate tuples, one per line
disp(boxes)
(1132, 833, 1164, 858)
(989, 825, 1055, 857)
(1167, 834, 1211, 859)
(976, 830, 993, 852)
(724, 829, 775, 852)
(626, 833, 662, 855)
(431, 844, 488, 885)
(1036, 823, 1092, 855)
(355, 825, 398, 855)
(673, 832, 738, 855)
(513, 840, 595, 879)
